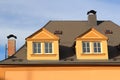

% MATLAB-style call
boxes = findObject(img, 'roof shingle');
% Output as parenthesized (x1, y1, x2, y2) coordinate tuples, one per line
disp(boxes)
(1, 20, 120, 65)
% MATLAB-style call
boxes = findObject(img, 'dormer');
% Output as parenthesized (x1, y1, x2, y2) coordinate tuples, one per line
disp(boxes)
(26, 28, 59, 60)
(76, 28, 108, 60)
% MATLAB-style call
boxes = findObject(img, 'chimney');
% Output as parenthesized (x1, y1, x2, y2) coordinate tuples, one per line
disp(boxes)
(7, 34, 17, 57)
(87, 10, 97, 27)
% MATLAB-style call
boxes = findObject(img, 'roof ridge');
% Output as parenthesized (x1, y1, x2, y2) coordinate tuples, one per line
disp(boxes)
(50, 20, 88, 22)
(49, 20, 112, 22)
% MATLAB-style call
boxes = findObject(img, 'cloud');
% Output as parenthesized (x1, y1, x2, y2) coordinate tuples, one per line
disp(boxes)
(0, 0, 120, 21)
(0, 0, 120, 45)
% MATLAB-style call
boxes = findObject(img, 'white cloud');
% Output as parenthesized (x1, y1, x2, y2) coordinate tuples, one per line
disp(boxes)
(0, 0, 120, 45)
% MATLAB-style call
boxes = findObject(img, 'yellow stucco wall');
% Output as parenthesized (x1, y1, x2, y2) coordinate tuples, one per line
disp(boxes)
(76, 40, 108, 60)
(26, 28, 59, 60)
(27, 40, 59, 60)
(76, 28, 108, 60)
(0, 66, 120, 80)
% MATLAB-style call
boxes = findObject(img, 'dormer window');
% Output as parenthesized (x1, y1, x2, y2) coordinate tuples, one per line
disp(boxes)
(26, 28, 59, 60)
(76, 28, 108, 60)
(82, 42, 90, 53)
(33, 42, 41, 53)
(33, 42, 53, 54)
(45, 42, 53, 53)
(93, 42, 101, 53)
(82, 41, 102, 54)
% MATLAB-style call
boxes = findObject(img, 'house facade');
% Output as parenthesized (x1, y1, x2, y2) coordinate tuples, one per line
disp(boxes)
(1, 10, 120, 80)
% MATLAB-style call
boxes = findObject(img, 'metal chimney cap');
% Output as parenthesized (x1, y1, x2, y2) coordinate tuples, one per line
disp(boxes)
(87, 10, 96, 15)
(7, 34, 17, 39)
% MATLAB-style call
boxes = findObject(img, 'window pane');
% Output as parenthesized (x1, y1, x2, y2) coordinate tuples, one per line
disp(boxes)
(34, 43, 37, 48)
(33, 47, 36, 53)
(45, 43, 48, 49)
(83, 48, 86, 52)
(83, 42, 85, 47)
(33, 42, 41, 53)
(87, 43, 89, 47)
(94, 48, 97, 52)
(49, 43, 52, 48)
(38, 49, 40, 53)
(98, 43, 101, 47)
(87, 48, 90, 52)
(45, 43, 48, 53)
(45, 42, 52, 53)
(49, 49, 52, 53)
(98, 48, 101, 52)
(82, 42, 90, 53)
(45, 49, 48, 53)
(33, 43, 37, 53)
(93, 42, 101, 53)
(38, 43, 41, 53)
(49, 43, 52, 53)
(94, 43, 96, 47)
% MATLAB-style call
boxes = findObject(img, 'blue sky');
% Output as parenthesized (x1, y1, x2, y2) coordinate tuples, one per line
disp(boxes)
(0, 0, 120, 60)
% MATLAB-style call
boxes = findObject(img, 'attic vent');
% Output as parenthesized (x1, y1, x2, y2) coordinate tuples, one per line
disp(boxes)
(64, 58, 74, 61)
(54, 30, 62, 35)
(105, 30, 113, 34)
(12, 59, 23, 62)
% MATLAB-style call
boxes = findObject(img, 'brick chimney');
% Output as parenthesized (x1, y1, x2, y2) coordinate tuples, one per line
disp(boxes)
(87, 10, 97, 27)
(7, 34, 17, 57)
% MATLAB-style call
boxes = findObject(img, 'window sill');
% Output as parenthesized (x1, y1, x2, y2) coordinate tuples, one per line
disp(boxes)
(81, 53, 106, 56)
(31, 54, 57, 57)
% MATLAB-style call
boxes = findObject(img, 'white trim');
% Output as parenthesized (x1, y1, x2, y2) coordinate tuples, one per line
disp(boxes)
(33, 42, 42, 54)
(82, 42, 90, 54)
(44, 42, 53, 54)
(93, 42, 102, 54)
(82, 41, 102, 54)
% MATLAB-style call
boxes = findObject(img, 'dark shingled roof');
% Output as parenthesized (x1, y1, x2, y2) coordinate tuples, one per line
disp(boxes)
(1, 20, 120, 66)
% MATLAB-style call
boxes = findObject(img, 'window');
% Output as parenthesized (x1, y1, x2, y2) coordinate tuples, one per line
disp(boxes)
(33, 42, 53, 54)
(82, 42, 102, 54)
(93, 42, 101, 53)
(33, 42, 41, 53)
(82, 42, 90, 53)
(45, 42, 52, 53)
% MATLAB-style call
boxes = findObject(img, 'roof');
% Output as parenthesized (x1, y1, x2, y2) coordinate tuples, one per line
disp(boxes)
(1, 20, 120, 66)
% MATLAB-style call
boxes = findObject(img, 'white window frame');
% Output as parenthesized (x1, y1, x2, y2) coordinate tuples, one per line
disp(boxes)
(44, 42, 53, 54)
(82, 41, 102, 54)
(93, 42, 102, 53)
(82, 42, 90, 54)
(33, 42, 42, 54)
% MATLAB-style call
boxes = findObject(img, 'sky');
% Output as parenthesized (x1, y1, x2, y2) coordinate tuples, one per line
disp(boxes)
(0, 0, 120, 60)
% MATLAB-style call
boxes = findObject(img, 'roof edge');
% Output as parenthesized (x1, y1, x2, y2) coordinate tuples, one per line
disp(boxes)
(25, 21, 52, 40)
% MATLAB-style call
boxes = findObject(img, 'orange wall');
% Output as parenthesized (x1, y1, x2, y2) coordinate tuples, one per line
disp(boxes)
(1, 66, 120, 80)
